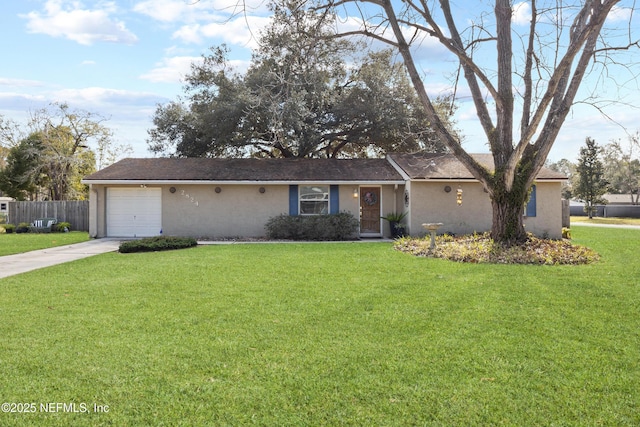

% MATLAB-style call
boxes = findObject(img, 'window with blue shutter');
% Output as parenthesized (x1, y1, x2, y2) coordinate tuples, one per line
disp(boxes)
(525, 185, 537, 217)
(291, 185, 338, 215)
(330, 185, 339, 214)
(289, 185, 299, 215)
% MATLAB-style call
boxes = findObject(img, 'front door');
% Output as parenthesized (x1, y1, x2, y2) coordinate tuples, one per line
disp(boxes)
(360, 187, 381, 235)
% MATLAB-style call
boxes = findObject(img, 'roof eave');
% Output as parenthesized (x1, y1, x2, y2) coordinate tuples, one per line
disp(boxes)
(81, 179, 407, 186)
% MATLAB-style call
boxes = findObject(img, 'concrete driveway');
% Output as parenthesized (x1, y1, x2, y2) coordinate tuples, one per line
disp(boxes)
(0, 238, 122, 279)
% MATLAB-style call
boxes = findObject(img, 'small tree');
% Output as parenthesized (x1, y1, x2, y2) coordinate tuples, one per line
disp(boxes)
(575, 137, 608, 219)
(0, 134, 43, 200)
(602, 133, 640, 204)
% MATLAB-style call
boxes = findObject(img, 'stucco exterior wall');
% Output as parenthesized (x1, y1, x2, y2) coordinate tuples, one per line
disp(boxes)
(88, 181, 560, 239)
(89, 183, 404, 239)
(408, 181, 492, 237)
(162, 184, 289, 238)
(522, 181, 563, 239)
(89, 185, 106, 238)
(405, 180, 563, 239)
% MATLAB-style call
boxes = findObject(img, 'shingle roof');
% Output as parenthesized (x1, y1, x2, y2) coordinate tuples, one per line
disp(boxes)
(84, 154, 568, 183)
(388, 153, 567, 180)
(83, 157, 405, 182)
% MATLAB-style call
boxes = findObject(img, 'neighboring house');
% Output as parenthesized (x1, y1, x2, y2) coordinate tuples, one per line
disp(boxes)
(602, 194, 640, 205)
(571, 194, 640, 218)
(0, 196, 13, 222)
(82, 153, 567, 239)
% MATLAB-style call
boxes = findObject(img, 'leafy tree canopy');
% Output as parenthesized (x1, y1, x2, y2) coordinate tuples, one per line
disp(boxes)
(147, 1, 456, 158)
(575, 137, 609, 218)
(0, 103, 124, 201)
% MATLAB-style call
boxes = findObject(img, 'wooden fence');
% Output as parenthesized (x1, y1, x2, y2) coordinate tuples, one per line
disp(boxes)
(8, 201, 89, 231)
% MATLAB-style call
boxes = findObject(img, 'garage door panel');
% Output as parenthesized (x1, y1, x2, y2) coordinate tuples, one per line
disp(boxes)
(107, 188, 162, 237)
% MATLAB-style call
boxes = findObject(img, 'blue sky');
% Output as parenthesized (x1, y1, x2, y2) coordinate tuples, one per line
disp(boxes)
(2, 0, 639, 164)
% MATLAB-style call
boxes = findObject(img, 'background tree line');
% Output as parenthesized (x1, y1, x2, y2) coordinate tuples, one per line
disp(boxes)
(0, 103, 129, 201)
(548, 132, 640, 214)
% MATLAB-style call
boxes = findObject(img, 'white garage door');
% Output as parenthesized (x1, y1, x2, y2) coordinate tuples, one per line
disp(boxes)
(107, 188, 162, 237)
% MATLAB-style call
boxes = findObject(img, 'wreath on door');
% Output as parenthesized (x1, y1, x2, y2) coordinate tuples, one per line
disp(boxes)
(363, 191, 378, 206)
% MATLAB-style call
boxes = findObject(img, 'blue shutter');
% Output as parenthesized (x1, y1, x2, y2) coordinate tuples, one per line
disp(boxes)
(526, 185, 537, 217)
(289, 185, 299, 216)
(330, 185, 339, 214)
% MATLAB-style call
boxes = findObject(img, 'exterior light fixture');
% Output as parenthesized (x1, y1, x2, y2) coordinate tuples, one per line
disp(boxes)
(353, 188, 359, 198)
(456, 187, 463, 206)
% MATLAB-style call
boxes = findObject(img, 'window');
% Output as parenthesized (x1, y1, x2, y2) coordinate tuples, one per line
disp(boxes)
(0, 203, 6, 211)
(525, 185, 537, 217)
(299, 185, 329, 215)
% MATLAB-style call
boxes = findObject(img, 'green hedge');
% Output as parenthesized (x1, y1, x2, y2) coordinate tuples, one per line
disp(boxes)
(119, 236, 198, 253)
(265, 212, 360, 241)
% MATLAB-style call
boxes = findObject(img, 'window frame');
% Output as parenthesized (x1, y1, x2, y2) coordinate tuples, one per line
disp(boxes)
(298, 185, 330, 216)
(524, 184, 537, 217)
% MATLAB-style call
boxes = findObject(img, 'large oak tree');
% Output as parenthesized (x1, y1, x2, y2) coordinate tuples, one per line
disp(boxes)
(148, 2, 456, 158)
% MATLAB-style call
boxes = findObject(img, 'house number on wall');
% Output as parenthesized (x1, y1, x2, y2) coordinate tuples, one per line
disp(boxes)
(404, 189, 409, 207)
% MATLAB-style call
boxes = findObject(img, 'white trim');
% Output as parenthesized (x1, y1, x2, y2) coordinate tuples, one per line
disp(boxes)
(81, 179, 406, 186)
(408, 178, 567, 183)
(359, 185, 383, 237)
(106, 187, 162, 238)
(385, 155, 411, 181)
(298, 184, 330, 216)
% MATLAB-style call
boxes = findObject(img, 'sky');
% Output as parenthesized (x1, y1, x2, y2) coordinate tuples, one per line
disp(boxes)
(2, 0, 640, 165)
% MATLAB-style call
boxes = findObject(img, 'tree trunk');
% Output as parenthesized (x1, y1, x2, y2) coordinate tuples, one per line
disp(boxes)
(490, 185, 528, 245)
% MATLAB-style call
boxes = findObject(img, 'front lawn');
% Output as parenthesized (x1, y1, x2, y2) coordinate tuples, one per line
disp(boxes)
(0, 227, 639, 426)
(0, 232, 90, 256)
(571, 216, 640, 226)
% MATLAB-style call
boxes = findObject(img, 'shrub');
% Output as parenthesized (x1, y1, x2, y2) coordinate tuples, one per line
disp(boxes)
(394, 232, 599, 265)
(265, 212, 360, 241)
(16, 222, 31, 233)
(119, 236, 198, 253)
(2, 224, 15, 233)
(55, 222, 72, 232)
(562, 227, 571, 239)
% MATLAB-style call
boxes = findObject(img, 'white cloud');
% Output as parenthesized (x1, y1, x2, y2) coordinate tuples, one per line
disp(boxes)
(133, 0, 270, 24)
(512, 2, 531, 26)
(22, 0, 138, 45)
(133, 0, 200, 23)
(172, 24, 204, 44)
(606, 6, 632, 23)
(140, 56, 203, 84)
(0, 78, 45, 88)
(51, 87, 166, 108)
(173, 15, 271, 49)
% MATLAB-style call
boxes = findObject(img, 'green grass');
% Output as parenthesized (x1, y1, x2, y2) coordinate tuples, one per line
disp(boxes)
(0, 232, 90, 256)
(1, 228, 639, 426)
(571, 216, 640, 226)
